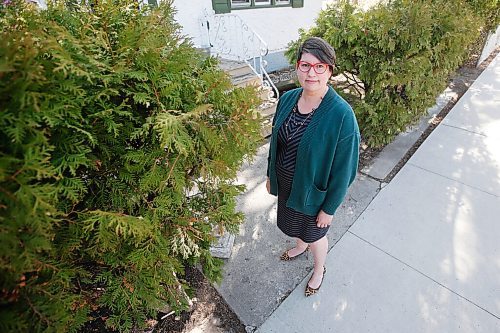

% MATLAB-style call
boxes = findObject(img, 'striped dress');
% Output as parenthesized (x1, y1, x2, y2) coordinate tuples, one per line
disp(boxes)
(276, 103, 329, 243)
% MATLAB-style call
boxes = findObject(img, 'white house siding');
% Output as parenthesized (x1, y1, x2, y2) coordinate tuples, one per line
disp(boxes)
(172, 0, 381, 50)
(351, 0, 382, 11)
(171, 0, 213, 48)
(229, 0, 325, 53)
(172, 0, 325, 53)
(171, 0, 382, 72)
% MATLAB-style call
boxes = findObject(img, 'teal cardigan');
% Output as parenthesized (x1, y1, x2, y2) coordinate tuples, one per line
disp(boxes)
(267, 86, 360, 216)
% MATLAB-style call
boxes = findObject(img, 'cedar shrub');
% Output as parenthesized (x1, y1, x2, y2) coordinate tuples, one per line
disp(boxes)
(0, 0, 261, 331)
(288, 0, 488, 147)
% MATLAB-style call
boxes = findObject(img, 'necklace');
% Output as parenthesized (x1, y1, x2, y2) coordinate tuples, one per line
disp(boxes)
(285, 104, 316, 141)
(284, 91, 325, 141)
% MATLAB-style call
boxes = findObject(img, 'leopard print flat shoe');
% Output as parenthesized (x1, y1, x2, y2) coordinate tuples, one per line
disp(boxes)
(280, 245, 310, 261)
(305, 266, 326, 297)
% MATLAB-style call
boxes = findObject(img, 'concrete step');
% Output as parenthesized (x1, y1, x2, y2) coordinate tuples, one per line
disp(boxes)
(210, 230, 235, 259)
(259, 101, 277, 118)
(218, 58, 262, 89)
(258, 86, 271, 101)
(260, 115, 273, 138)
(232, 72, 261, 88)
(219, 59, 254, 78)
(258, 85, 277, 102)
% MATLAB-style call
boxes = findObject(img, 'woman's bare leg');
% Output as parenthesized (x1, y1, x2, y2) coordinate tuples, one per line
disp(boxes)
(285, 237, 309, 257)
(308, 236, 328, 288)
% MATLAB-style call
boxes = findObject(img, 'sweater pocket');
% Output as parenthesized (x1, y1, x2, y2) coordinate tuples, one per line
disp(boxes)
(306, 184, 327, 207)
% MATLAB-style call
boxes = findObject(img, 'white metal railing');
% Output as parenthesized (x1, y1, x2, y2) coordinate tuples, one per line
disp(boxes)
(201, 12, 279, 100)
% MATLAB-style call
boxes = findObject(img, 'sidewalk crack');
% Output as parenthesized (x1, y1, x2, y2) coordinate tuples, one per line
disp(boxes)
(348, 231, 500, 321)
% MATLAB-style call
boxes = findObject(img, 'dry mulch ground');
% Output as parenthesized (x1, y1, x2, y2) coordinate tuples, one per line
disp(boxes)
(154, 266, 245, 333)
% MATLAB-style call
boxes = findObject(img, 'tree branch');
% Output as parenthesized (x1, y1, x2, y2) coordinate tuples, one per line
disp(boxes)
(25, 296, 51, 327)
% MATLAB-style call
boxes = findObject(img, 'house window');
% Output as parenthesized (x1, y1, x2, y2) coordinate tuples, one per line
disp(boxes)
(231, 0, 248, 6)
(212, 0, 301, 13)
(231, 0, 291, 8)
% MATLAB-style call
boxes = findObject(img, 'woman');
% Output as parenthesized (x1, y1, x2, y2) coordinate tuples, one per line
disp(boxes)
(266, 37, 359, 297)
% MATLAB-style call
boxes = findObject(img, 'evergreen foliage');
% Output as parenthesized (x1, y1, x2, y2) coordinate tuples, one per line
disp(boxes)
(0, 0, 261, 331)
(287, 0, 486, 147)
(465, 0, 500, 29)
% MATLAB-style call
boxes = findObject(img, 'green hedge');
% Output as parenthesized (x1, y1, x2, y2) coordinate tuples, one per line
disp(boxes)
(288, 0, 486, 147)
(0, 0, 261, 331)
(465, 0, 500, 29)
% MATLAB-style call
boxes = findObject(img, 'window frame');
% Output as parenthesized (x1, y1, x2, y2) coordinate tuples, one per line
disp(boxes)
(231, 0, 292, 10)
(212, 0, 302, 14)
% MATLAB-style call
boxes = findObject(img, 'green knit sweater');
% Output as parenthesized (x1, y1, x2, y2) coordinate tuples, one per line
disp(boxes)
(267, 86, 360, 216)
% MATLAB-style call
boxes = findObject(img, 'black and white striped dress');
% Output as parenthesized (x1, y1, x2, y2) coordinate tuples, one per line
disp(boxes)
(276, 103, 329, 243)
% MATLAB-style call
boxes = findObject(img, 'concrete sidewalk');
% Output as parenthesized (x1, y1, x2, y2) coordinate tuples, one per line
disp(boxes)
(256, 53, 500, 332)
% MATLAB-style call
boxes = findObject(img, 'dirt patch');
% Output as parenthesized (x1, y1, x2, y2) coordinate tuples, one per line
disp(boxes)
(79, 267, 245, 333)
(155, 266, 246, 333)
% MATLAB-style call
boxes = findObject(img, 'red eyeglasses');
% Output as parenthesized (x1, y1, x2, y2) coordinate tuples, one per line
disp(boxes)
(297, 61, 330, 74)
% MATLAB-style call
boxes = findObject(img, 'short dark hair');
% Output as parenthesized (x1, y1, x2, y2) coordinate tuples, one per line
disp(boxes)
(296, 37, 336, 71)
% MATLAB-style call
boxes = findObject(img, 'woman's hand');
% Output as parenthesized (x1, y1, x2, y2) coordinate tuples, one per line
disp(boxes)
(266, 177, 270, 194)
(316, 210, 333, 228)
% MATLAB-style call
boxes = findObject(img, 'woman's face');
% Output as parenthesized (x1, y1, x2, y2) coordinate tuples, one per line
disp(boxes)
(296, 52, 332, 94)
